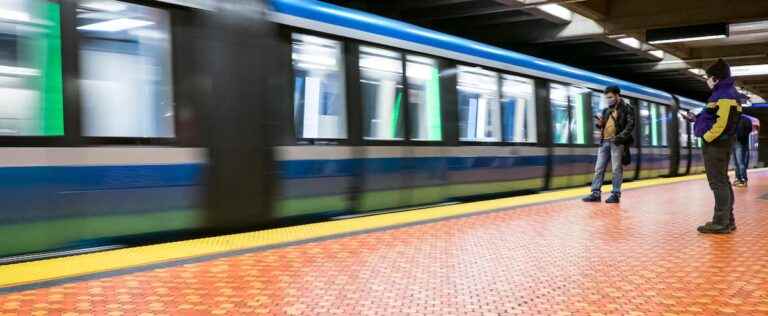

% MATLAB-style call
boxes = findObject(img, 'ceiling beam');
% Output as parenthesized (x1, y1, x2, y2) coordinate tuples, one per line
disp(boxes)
(600, 0, 768, 33)
(404, 2, 523, 21)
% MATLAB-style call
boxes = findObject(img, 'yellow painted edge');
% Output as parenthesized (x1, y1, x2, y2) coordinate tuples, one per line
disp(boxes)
(0, 170, 750, 288)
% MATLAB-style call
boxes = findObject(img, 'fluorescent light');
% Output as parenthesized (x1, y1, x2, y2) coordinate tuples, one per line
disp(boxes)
(80, 1, 128, 12)
(0, 8, 30, 22)
(618, 37, 641, 49)
(0, 65, 39, 77)
(78, 18, 154, 32)
(649, 50, 665, 59)
(729, 20, 768, 33)
(731, 64, 768, 76)
(360, 55, 402, 73)
(406, 62, 435, 80)
(688, 68, 705, 76)
(129, 29, 168, 40)
(292, 53, 337, 67)
(538, 4, 572, 21)
(648, 34, 726, 44)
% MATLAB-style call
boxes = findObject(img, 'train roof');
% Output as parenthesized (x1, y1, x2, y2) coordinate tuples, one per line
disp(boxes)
(675, 95, 707, 110)
(270, 0, 676, 105)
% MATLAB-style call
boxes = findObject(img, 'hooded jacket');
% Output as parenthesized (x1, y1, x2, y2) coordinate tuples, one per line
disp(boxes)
(702, 77, 742, 143)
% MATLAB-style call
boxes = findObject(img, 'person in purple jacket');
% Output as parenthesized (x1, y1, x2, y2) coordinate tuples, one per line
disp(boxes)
(687, 59, 743, 234)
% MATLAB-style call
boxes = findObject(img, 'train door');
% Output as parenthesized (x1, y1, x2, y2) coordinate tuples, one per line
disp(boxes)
(638, 101, 672, 178)
(447, 66, 544, 200)
(356, 45, 411, 212)
(637, 101, 656, 178)
(549, 84, 592, 189)
(279, 32, 354, 218)
(403, 55, 446, 207)
(549, 83, 574, 189)
(676, 113, 692, 175)
(658, 103, 673, 176)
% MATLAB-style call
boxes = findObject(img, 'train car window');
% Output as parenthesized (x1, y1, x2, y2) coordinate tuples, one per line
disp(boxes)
(0, 0, 63, 136)
(501, 74, 536, 143)
(291, 33, 347, 139)
(639, 101, 652, 147)
(650, 103, 660, 146)
(407, 55, 441, 141)
(590, 92, 605, 143)
(569, 87, 589, 145)
(78, 1, 174, 138)
(457, 65, 500, 142)
(550, 83, 569, 144)
(360, 46, 404, 141)
(678, 115, 689, 148)
(658, 104, 669, 146)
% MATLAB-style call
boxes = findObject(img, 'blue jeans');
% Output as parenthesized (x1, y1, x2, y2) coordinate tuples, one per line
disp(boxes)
(590, 141, 624, 195)
(732, 141, 749, 182)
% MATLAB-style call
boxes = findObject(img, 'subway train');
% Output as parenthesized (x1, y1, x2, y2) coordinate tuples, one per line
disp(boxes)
(0, 0, 760, 260)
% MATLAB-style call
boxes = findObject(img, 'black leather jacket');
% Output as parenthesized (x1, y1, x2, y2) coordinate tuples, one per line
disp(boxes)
(596, 100, 635, 145)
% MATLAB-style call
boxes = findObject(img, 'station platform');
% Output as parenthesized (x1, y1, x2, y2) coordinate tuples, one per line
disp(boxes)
(1, 171, 768, 315)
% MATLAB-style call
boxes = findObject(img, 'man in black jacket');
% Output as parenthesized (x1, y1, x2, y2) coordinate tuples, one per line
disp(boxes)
(583, 86, 635, 203)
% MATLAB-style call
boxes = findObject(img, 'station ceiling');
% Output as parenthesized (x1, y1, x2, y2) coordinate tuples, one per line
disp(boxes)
(323, 0, 768, 103)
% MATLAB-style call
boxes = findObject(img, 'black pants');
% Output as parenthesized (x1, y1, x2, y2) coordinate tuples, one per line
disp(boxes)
(703, 137, 735, 226)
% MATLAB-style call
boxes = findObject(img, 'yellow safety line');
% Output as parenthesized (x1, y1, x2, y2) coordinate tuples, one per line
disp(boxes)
(0, 172, 730, 288)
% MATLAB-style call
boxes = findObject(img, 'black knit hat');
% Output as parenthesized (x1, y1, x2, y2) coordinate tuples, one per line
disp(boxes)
(706, 58, 731, 80)
(605, 85, 621, 95)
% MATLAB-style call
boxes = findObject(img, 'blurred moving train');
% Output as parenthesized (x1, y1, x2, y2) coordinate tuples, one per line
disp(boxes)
(0, 0, 760, 260)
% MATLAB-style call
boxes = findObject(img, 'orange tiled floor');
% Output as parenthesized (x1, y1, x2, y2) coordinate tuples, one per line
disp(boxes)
(3, 172, 768, 315)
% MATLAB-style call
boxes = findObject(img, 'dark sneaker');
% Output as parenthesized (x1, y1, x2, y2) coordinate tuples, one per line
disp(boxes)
(605, 194, 620, 204)
(697, 222, 731, 234)
(582, 193, 601, 202)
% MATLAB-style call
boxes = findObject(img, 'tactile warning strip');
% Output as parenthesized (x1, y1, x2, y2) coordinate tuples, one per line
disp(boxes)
(0, 172, 721, 289)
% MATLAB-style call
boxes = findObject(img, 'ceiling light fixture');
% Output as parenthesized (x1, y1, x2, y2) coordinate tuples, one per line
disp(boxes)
(688, 68, 705, 76)
(731, 64, 768, 77)
(617, 37, 641, 49)
(0, 8, 30, 22)
(80, 1, 128, 12)
(649, 50, 665, 59)
(537, 4, 572, 21)
(647, 23, 728, 44)
(77, 18, 154, 32)
(649, 35, 727, 44)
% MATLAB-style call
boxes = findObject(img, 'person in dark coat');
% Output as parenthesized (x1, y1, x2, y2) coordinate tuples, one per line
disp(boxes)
(582, 85, 635, 204)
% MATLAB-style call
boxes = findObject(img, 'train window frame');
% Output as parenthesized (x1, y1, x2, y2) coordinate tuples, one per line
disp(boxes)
(449, 60, 541, 146)
(546, 79, 592, 148)
(346, 40, 446, 146)
(289, 32, 349, 142)
(456, 65, 502, 143)
(75, 0, 177, 142)
(0, 0, 68, 146)
(358, 45, 406, 142)
(72, 0, 181, 146)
